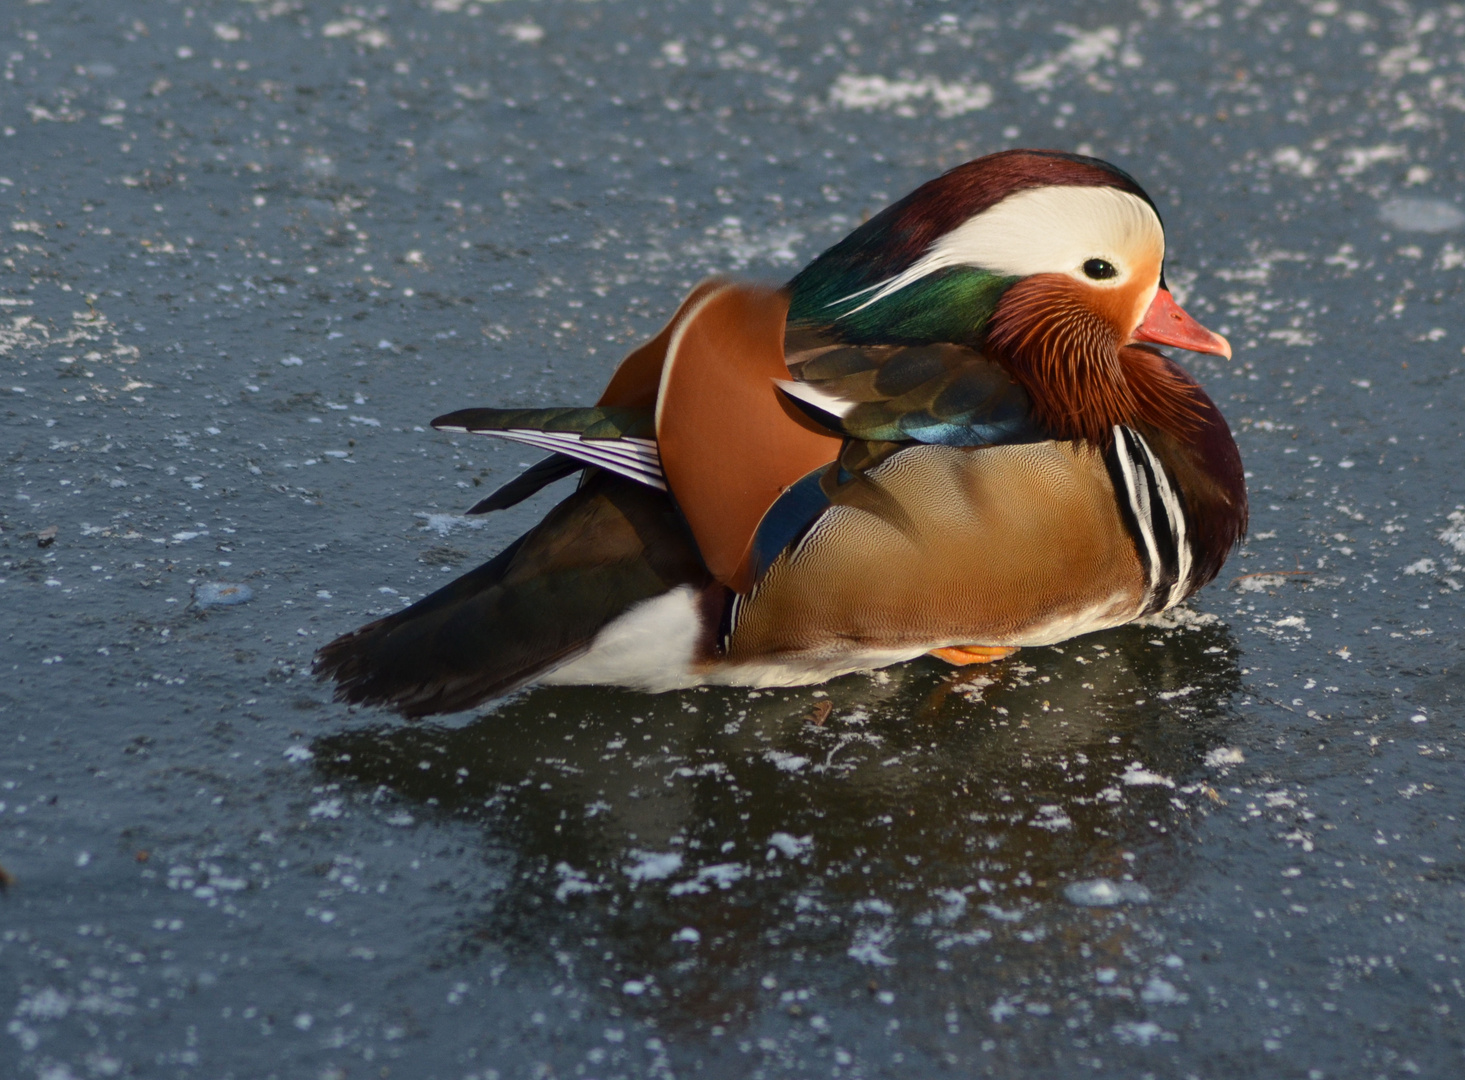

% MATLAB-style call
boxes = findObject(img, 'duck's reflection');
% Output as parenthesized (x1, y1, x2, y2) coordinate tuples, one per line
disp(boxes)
(314, 613, 1241, 1033)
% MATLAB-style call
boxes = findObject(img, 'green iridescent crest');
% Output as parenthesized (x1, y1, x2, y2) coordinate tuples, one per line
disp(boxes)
(788, 265, 1016, 347)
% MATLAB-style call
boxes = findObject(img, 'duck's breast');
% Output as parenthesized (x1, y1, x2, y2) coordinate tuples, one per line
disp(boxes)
(725, 440, 1148, 665)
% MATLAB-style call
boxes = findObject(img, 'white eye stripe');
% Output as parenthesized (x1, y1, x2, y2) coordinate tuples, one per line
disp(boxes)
(834, 186, 1163, 315)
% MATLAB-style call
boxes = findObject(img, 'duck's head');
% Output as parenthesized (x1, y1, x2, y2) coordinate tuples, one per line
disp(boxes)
(786, 149, 1230, 444)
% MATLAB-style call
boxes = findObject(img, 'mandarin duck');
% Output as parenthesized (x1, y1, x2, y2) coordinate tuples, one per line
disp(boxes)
(315, 150, 1247, 717)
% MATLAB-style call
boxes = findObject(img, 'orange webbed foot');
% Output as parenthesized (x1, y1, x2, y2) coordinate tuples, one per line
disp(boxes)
(928, 645, 1019, 666)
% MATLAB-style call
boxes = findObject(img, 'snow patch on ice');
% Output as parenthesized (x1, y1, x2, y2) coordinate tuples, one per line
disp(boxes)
(1136, 605, 1218, 630)
(830, 74, 992, 118)
(623, 850, 683, 883)
(1140, 976, 1187, 1004)
(766, 832, 813, 859)
(1063, 879, 1153, 907)
(668, 862, 747, 895)
(1237, 573, 1289, 593)
(1120, 762, 1174, 788)
(1029, 805, 1072, 831)
(847, 925, 896, 966)
(682, 218, 803, 270)
(1338, 144, 1407, 177)
(554, 862, 600, 902)
(1015, 26, 1123, 90)
(765, 750, 810, 773)
(415, 512, 488, 536)
(1379, 197, 1465, 234)
(1438, 509, 1465, 554)
(1112, 1020, 1174, 1045)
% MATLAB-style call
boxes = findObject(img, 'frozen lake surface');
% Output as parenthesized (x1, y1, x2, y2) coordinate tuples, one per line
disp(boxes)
(2, 1, 1463, 1077)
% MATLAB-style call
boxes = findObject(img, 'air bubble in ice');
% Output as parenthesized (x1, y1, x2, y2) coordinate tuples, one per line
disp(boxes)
(193, 582, 254, 608)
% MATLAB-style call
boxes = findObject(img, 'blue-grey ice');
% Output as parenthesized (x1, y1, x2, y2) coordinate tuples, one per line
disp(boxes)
(7, 1, 1464, 1075)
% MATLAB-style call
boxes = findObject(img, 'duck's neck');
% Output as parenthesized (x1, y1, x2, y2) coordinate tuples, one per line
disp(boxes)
(985, 274, 1202, 448)
(1125, 358, 1249, 593)
(986, 275, 1247, 591)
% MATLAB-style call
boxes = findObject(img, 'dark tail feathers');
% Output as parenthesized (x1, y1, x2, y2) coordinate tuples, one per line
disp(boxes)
(314, 473, 713, 717)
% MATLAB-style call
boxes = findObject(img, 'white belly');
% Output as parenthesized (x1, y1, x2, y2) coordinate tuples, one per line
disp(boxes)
(539, 586, 706, 692)
(537, 587, 936, 692)
(538, 586, 1143, 693)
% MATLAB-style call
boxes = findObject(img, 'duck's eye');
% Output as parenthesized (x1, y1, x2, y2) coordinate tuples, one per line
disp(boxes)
(1082, 258, 1118, 281)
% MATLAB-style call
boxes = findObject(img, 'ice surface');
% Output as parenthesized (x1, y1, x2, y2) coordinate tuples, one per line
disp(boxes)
(5, 2, 1464, 1077)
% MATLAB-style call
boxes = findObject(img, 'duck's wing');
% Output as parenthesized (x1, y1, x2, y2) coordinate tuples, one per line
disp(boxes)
(779, 331, 1046, 447)
(431, 282, 843, 595)
(718, 330, 1051, 588)
(433, 285, 1044, 599)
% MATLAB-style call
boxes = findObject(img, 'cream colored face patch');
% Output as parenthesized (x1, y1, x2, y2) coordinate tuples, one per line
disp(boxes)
(838, 186, 1165, 316)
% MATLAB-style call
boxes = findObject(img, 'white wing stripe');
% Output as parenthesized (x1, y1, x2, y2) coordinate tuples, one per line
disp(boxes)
(491, 429, 651, 468)
(773, 378, 858, 420)
(464, 428, 667, 491)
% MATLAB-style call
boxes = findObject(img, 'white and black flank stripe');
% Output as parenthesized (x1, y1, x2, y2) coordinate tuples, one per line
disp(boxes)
(1109, 425, 1193, 613)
